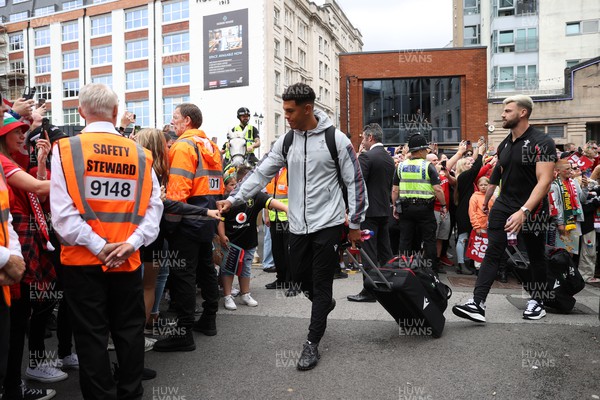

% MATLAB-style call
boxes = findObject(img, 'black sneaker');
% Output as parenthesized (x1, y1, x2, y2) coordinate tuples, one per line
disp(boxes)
(265, 280, 285, 290)
(452, 298, 486, 323)
(523, 299, 546, 320)
(333, 270, 348, 279)
(193, 314, 217, 336)
(22, 386, 57, 400)
(153, 332, 196, 352)
(297, 341, 320, 371)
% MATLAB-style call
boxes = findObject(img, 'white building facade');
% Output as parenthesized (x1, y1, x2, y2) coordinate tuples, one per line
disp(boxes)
(2, 0, 362, 151)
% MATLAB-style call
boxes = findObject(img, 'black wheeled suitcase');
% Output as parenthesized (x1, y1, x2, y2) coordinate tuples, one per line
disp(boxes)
(345, 247, 448, 338)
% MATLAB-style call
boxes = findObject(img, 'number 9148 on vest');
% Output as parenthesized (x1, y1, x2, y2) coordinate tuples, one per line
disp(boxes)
(85, 177, 136, 201)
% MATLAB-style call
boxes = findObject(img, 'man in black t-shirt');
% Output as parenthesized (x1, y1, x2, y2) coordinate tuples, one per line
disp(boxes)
(453, 95, 556, 323)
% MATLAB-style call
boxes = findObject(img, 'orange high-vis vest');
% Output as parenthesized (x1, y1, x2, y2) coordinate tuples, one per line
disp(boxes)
(57, 133, 153, 272)
(265, 168, 288, 222)
(0, 164, 12, 306)
(167, 129, 224, 202)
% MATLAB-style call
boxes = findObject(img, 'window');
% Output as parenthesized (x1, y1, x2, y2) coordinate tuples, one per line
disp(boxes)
(13, 0, 28, 4)
(274, 71, 280, 95)
(163, 32, 189, 54)
(0, 0, 6, 6)
(496, 30, 515, 53)
(319, 86, 323, 101)
(162, 0, 188, 23)
(298, 20, 307, 41)
(62, 22, 78, 42)
(318, 36, 323, 53)
(566, 22, 580, 35)
(9, 33, 23, 51)
(284, 38, 292, 59)
(582, 20, 599, 34)
(274, 39, 280, 58)
(318, 61, 323, 79)
(566, 59, 581, 68)
(568, 19, 600, 35)
(10, 61, 25, 73)
(63, 52, 79, 70)
(126, 100, 150, 127)
(126, 39, 148, 60)
(35, 56, 51, 74)
(274, 113, 281, 137)
(324, 39, 329, 54)
(464, 25, 480, 45)
(91, 46, 112, 65)
(285, 67, 293, 86)
(63, 80, 80, 98)
(497, 0, 514, 16)
(125, 8, 148, 30)
(516, 28, 537, 52)
(9, 12, 29, 22)
(64, 108, 80, 125)
(36, 84, 52, 100)
(534, 125, 565, 139)
(284, 8, 293, 28)
(126, 70, 149, 90)
(35, 28, 51, 47)
(163, 96, 189, 124)
(91, 15, 112, 37)
(515, 65, 537, 89)
(464, 0, 480, 14)
(498, 66, 515, 90)
(35, 5, 55, 17)
(274, 7, 280, 27)
(63, 0, 82, 10)
(324, 63, 330, 81)
(298, 49, 306, 68)
(92, 75, 113, 88)
(163, 64, 189, 86)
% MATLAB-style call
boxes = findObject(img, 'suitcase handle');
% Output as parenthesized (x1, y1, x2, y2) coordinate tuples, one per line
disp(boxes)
(342, 243, 392, 290)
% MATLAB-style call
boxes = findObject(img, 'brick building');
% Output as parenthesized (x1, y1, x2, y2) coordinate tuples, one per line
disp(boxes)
(339, 47, 488, 148)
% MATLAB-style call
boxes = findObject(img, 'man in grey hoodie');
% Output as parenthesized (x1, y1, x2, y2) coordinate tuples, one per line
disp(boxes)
(217, 83, 368, 371)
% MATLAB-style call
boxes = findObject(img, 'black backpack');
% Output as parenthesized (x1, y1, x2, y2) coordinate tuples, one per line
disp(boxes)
(281, 126, 348, 208)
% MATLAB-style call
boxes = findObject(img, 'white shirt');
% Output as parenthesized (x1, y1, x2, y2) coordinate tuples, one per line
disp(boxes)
(0, 212, 24, 269)
(50, 121, 163, 256)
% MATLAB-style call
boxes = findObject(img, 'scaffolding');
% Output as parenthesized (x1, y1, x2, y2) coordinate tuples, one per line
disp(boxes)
(0, 23, 26, 100)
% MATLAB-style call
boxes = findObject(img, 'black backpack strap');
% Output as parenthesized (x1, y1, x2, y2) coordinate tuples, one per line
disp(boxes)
(324, 126, 348, 208)
(282, 129, 294, 161)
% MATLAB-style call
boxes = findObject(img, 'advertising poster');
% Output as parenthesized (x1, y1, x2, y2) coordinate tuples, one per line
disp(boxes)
(204, 9, 249, 90)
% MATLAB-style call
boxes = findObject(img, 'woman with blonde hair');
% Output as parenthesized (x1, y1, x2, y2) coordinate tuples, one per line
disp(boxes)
(134, 128, 220, 334)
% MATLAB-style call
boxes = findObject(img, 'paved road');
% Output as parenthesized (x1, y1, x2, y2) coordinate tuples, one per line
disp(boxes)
(36, 264, 600, 400)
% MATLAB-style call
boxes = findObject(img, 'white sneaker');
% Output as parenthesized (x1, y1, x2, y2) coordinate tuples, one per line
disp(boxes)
(231, 287, 240, 297)
(58, 354, 79, 370)
(22, 385, 56, 400)
(224, 295, 237, 310)
(25, 365, 68, 383)
(241, 293, 258, 307)
(523, 299, 546, 320)
(145, 337, 157, 352)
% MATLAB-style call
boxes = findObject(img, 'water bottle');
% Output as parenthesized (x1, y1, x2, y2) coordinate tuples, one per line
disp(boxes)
(586, 239, 593, 248)
(507, 232, 517, 246)
(361, 229, 375, 240)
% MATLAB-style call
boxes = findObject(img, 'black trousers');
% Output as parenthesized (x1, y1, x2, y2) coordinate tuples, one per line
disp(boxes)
(473, 209, 548, 304)
(53, 262, 74, 359)
(3, 282, 56, 399)
(167, 237, 218, 328)
(270, 221, 290, 283)
(62, 266, 145, 400)
(397, 203, 437, 266)
(0, 291, 9, 394)
(289, 225, 342, 344)
(361, 216, 393, 266)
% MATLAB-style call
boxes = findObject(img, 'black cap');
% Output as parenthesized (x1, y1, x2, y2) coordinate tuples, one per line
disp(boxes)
(408, 133, 429, 153)
(237, 107, 250, 117)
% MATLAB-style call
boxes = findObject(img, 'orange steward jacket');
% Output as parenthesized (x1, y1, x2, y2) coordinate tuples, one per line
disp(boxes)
(57, 133, 153, 272)
(166, 129, 223, 241)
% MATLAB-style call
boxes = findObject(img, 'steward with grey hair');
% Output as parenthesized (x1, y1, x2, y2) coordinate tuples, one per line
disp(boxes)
(78, 83, 119, 122)
(453, 93, 556, 323)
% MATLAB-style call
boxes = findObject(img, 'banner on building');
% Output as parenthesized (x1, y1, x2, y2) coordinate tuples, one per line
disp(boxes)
(204, 9, 249, 90)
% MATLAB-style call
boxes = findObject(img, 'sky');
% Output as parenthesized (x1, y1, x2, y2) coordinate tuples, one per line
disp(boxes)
(324, 0, 453, 51)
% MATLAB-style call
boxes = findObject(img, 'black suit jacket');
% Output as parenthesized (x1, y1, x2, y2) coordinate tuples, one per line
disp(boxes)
(359, 145, 395, 218)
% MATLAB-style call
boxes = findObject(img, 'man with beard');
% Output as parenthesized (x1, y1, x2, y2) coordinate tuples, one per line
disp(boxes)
(452, 95, 556, 323)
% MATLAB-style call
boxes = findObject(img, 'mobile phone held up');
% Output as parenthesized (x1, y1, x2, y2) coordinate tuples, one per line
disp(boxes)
(22, 86, 37, 100)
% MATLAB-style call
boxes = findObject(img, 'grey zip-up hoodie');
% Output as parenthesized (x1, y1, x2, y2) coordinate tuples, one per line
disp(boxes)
(227, 109, 368, 235)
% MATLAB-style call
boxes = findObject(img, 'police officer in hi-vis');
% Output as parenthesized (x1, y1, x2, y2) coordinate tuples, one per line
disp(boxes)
(50, 83, 163, 400)
(392, 133, 447, 271)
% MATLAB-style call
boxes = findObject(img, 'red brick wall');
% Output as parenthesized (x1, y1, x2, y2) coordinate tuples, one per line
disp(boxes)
(339, 48, 488, 149)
